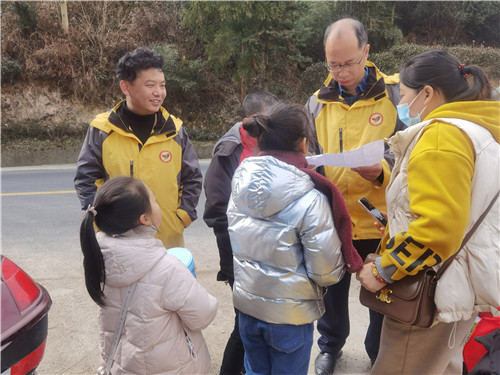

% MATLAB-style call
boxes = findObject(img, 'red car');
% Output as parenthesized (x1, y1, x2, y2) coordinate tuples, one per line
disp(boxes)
(1, 255, 52, 375)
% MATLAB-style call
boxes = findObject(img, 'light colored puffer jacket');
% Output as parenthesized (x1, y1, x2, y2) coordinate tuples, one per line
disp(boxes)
(227, 156, 345, 325)
(97, 226, 217, 374)
(386, 118, 499, 323)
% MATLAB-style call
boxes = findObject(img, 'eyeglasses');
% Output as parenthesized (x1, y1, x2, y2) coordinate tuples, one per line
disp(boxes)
(325, 45, 367, 73)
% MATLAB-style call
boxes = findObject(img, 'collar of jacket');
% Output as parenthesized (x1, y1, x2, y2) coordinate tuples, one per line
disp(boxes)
(212, 122, 243, 157)
(107, 100, 179, 140)
(317, 61, 388, 104)
(239, 125, 259, 165)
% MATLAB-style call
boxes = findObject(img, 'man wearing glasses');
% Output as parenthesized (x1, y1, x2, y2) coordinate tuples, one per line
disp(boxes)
(305, 18, 405, 374)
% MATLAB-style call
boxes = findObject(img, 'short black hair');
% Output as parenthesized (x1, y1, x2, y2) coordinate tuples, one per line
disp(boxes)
(115, 47, 164, 82)
(242, 91, 280, 117)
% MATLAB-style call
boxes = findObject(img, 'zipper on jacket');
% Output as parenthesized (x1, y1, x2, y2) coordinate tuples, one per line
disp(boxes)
(130, 160, 134, 177)
(339, 128, 343, 153)
(185, 331, 198, 360)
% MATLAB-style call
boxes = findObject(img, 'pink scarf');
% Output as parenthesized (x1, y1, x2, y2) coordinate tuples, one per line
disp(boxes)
(259, 150, 363, 273)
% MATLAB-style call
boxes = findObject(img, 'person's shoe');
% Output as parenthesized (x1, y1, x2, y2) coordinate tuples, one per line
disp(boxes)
(314, 350, 343, 375)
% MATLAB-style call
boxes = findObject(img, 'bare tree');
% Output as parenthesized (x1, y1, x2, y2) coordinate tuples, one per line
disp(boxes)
(60, 1, 69, 34)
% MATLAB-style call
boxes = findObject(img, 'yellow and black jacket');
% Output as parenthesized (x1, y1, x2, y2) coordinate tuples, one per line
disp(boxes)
(74, 100, 202, 248)
(379, 100, 500, 322)
(306, 61, 405, 240)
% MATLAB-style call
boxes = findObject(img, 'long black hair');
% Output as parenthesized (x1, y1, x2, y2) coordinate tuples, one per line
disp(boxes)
(80, 176, 151, 306)
(400, 50, 491, 102)
(242, 102, 311, 152)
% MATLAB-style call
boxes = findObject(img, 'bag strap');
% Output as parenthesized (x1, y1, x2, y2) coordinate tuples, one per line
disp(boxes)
(435, 190, 499, 280)
(104, 283, 137, 375)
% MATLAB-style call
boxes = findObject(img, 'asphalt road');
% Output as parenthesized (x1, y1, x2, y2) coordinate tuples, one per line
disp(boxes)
(1, 162, 371, 375)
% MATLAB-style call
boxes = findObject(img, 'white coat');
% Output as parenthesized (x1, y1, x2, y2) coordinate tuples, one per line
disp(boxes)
(386, 118, 500, 323)
(97, 226, 218, 374)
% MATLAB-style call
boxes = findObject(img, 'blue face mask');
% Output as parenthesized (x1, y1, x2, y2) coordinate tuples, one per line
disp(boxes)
(397, 90, 426, 127)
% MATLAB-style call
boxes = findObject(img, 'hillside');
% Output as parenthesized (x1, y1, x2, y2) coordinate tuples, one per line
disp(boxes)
(2, 1, 499, 167)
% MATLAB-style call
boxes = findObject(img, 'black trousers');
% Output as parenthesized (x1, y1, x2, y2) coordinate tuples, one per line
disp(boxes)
(316, 239, 384, 362)
(220, 279, 245, 375)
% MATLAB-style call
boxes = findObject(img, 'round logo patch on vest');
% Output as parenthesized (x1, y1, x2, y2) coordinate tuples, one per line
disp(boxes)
(159, 150, 172, 163)
(369, 113, 383, 126)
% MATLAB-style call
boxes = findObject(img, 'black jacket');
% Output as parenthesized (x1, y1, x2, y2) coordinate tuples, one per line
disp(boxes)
(203, 122, 243, 282)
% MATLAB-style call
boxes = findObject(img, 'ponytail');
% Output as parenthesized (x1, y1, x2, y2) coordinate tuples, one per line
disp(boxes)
(400, 50, 492, 103)
(80, 211, 106, 307)
(242, 113, 271, 139)
(453, 65, 492, 102)
(78, 176, 151, 307)
(242, 103, 311, 152)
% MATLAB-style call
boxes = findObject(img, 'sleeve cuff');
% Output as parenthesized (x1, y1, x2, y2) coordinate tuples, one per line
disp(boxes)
(376, 170, 384, 184)
(372, 160, 390, 189)
(376, 257, 395, 284)
(176, 208, 193, 228)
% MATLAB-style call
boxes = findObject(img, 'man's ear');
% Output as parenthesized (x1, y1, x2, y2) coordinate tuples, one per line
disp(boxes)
(139, 213, 152, 226)
(119, 80, 130, 96)
(364, 43, 370, 58)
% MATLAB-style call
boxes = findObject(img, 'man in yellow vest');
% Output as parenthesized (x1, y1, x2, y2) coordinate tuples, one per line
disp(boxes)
(306, 18, 405, 374)
(75, 47, 202, 249)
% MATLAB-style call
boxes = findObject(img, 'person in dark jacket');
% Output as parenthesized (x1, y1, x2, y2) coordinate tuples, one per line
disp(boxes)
(203, 91, 279, 375)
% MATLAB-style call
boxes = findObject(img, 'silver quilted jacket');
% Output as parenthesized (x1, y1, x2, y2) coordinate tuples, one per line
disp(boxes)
(227, 155, 345, 325)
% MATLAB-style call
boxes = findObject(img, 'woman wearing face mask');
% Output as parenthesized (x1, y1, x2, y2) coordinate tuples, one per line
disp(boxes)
(356, 49, 500, 374)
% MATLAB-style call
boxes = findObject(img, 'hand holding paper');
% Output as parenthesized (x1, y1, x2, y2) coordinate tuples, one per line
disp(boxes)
(351, 163, 383, 182)
(306, 139, 384, 168)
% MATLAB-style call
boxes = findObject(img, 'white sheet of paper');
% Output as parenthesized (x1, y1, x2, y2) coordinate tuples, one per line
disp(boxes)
(306, 139, 384, 168)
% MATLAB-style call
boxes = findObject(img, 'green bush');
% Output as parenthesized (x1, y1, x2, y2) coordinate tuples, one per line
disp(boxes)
(370, 43, 429, 75)
(370, 44, 500, 80)
(448, 45, 500, 74)
(153, 44, 206, 96)
(1, 57, 23, 82)
(185, 127, 225, 142)
(298, 62, 328, 102)
(1, 122, 87, 143)
(368, 24, 403, 53)
(12, 1, 38, 36)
